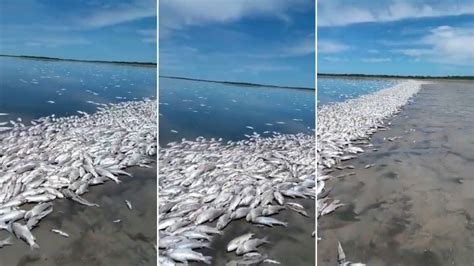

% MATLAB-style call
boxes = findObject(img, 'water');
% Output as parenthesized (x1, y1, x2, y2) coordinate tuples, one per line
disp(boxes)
(317, 77, 399, 106)
(159, 77, 315, 145)
(0, 57, 156, 123)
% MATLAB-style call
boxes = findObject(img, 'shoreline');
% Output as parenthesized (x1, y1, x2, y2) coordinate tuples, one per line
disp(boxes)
(316, 80, 425, 262)
(318, 80, 474, 265)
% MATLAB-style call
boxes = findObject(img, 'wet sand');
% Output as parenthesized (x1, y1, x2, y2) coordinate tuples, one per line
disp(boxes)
(195, 199, 315, 265)
(318, 81, 474, 265)
(0, 165, 157, 266)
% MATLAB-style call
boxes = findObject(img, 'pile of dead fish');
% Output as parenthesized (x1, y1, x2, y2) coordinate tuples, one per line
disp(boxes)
(159, 132, 315, 265)
(316, 80, 424, 217)
(316, 81, 424, 263)
(0, 99, 156, 248)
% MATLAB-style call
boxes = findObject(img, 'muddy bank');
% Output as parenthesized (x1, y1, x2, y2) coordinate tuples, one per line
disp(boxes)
(318, 81, 474, 265)
(0, 165, 157, 266)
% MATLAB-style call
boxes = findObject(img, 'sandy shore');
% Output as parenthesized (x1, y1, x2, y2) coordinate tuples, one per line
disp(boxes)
(318, 81, 474, 265)
(0, 165, 157, 266)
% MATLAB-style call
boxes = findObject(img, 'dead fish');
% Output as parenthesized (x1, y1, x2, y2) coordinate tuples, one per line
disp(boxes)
(51, 229, 70, 238)
(321, 200, 344, 216)
(125, 200, 133, 210)
(261, 205, 285, 216)
(252, 217, 287, 227)
(194, 208, 224, 225)
(227, 232, 254, 252)
(61, 189, 99, 207)
(216, 213, 232, 230)
(230, 207, 251, 220)
(235, 237, 269, 255)
(337, 241, 367, 266)
(167, 248, 212, 264)
(12, 222, 38, 248)
(364, 164, 374, 169)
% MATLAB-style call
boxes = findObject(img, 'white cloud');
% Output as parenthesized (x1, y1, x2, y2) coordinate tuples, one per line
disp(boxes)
(284, 35, 315, 56)
(323, 56, 348, 62)
(393, 26, 474, 65)
(80, 0, 155, 28)
(318, 40, 349, 54)
(160, 0, 310, 35)
(361, 57, 392, 63)
(368, 49, 379, 54)
(24, 37, 90, 48)
(318, 0, 474, 27)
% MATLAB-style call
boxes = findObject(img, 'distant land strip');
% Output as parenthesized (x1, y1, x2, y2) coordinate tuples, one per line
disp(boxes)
(160, 75, 315, 90)
(319, 73, 474, 80)
(0, 54, 156, 67)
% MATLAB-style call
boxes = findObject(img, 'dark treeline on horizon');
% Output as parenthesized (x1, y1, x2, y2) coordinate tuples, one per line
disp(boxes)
(160, 75, 315, 90)
(0, 54, 157, 67)
(319, 73, 474, 80)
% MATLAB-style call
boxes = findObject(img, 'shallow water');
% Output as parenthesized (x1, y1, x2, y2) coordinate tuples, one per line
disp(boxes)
(317, 77, 398, 106)
(318, 81, 474, 265)
(159, 77, 315, 145)
(0, 57, 156, 124)
(0, 165, 157, 266)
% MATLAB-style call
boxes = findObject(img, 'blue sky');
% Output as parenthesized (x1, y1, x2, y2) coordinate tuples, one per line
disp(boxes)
(318, 0, 474, 76)
(0, 0, 156, 62)
(160, 0, 315, 88)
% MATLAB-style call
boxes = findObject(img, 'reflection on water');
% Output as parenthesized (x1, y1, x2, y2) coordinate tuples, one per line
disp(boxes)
(159, 77, 315, 145)
(318, 77, 398, 106)
(0, 57, 156, 123)
(318, 81, 474, 265)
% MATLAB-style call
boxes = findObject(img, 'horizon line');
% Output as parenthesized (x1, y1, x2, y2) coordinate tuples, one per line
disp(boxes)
(159, 75, 315, 91)
(318, 73, 474, 79)
(0, 54, 157, 67)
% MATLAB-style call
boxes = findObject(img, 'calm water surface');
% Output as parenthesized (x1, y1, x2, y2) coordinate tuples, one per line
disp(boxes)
(159, 77, 315, 145)
(317, 77, 398, 106)
(0, 57, 156, 123)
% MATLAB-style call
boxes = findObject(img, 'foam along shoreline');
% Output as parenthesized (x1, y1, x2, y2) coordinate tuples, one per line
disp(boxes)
(0, 99, 156, 249)
(316, 81, 426, 253)
(159, 133, 315, 265)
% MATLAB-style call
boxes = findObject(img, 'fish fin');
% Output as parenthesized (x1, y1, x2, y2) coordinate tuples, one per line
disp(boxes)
(337, 241, 346, 262)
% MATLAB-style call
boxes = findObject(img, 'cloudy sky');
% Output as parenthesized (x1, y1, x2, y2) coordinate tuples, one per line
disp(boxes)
(0, 0, 156, 62)
(160, 0, 315, 88)
(318, 0, 474, 76)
